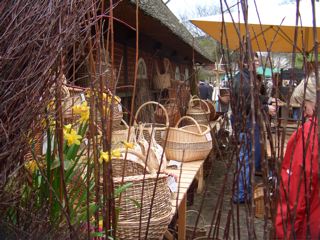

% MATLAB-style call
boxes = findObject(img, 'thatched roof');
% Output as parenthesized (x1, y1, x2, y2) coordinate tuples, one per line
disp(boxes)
(129, 0, 213, 63)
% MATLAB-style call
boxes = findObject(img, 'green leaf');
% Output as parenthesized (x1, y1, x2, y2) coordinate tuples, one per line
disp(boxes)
(50, 157, 60, 170)
(127, 198, 141, 209)
(114, 182, 133, 197)
(63, 159, 73, 171)
(90, 232, 105, 237)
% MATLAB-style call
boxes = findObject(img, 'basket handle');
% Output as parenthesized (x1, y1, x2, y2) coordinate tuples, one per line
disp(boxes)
(154, 60, 161, 75)
(175, 116, 202, 134)
(120, 119, 129, 129)
(134, 101, 169, 127)
(188, 98, 210, 114)
(163, 58, 171, 74)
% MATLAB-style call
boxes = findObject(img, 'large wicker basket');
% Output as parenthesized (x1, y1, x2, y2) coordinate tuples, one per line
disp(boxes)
(165, 116, 212, 162)
(186, 97, 210, 125)
(134, 101, 169, 146)
(153, 58, 171, 90)
(114, 173, 171, 221)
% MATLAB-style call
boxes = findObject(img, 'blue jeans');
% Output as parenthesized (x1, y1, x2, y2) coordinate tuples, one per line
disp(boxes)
(234, 132, 252, 202)
(232, 119, 261, 202)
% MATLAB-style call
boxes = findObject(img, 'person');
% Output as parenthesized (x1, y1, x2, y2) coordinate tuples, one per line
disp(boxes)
(275, 63, 320, 239)
(198, 79, 213, 101)
(231, 52, 277, 203)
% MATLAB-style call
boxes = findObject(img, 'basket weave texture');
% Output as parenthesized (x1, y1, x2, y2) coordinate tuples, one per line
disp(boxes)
(114, 174, 171, 222)
(186, 97, 210, 125)
(165, 116, 212, 162)
(154, 99, 180, 127)
(254, 183, 270, 218)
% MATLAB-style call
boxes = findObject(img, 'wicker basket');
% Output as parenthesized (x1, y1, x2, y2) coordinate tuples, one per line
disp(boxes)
(154, 99, 181, 127)
(111, 149, 152, 177)
(111, 119, 135, 149)
(187, 98, 210, 125)
(165, 116, 212, 162)
(135, 101, 169, 146)
(168, 86, 191, 115)
(254, 183, 271, 219)
(117, 211, 172, 240)
(114, 173, 171, 223)
(153, 58, 171, 90)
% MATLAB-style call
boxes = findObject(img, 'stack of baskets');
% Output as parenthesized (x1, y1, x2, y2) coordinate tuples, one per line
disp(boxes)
(134, 101, 169, 146)
(165, 116, 212, 162)
(111, 150, 172, 239)
(186, 97, 210, 125)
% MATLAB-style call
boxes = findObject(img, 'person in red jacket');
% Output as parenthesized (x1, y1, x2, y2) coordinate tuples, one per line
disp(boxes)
(275, 65, 320, 239)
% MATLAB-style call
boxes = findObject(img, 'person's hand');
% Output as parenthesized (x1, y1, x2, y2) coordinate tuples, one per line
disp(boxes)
(268, 105, 277, 116)
(304, 100, 316, 117)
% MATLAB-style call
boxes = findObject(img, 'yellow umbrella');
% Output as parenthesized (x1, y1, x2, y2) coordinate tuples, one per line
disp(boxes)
(191, 1, 320, 53)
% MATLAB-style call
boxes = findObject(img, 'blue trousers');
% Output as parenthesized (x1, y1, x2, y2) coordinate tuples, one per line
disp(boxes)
(233, 122, 261, 202)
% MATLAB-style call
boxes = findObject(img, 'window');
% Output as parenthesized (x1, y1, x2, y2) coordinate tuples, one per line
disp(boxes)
(137, 58, 147, 79)
(175, 66, 181, 80)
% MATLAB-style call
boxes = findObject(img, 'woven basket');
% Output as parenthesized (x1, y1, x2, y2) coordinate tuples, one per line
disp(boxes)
(254, 183, 271, 219)
(154, 99, 180, 127)
(168, 86, 191, 115)
(114, 173, 171, 221)
(63, 86, 83, 123)
(111, 119, 135, 149)
(111, 149, 152, 177)
(165, 116, 212, 162)
(153, 58, 171, 90)
(135, 101, 169, 146)
(187, 98, 210, 125)
(117, 210, 172, 240)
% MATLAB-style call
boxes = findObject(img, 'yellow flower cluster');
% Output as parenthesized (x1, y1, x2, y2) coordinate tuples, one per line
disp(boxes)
(121, 141, 134, 149)
(99, 149, 121, 164)
(63, 124, 82, 146)
(72, 101, 90, 123)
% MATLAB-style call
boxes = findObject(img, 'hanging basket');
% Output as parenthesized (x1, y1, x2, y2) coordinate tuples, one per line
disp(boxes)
(165, 116, 212, 162)
(134, 101, 169, 146)
(152, 58, 171, 90)
(154, 98, 181, 127)
(113, 174, 172, 223)
(186, 97, 210, 125)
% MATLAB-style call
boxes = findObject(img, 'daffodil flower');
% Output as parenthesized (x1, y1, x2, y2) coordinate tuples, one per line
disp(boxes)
(63, 124, 72, 134)
(25, 160, 38, 173)
(99, 151, 110, 164)
(64, 129, 82, 146)
(72, 101, 90, 123)
(99, 149, 122, 164)
(121, 141, 134, 149)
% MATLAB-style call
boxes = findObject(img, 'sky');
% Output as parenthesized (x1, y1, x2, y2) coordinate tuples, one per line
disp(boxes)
(166, 0, 293, 20)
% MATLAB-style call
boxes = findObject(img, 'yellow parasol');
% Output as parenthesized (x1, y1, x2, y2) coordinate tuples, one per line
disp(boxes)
(191, 1, 320, 53)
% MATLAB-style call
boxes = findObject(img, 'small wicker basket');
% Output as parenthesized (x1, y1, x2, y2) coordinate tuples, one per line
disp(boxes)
(254, 183, 270, 219)
(165, 116, 212, 162)
(111, 119, 135, 149)
(154, 98, 180, 127)
(134, 101, 169, 146)
(186, 97, 210, 125)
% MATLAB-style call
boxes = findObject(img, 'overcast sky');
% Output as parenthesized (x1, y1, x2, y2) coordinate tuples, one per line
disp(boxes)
(166, 0, 293, 20)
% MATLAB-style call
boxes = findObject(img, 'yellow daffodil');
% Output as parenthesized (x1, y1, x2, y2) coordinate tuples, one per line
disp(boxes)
(63, 124, 72, 134)
(121, 141, 134, 149)
(99, 151, 110, 164)
(25, 160, 38, 173)
(112, 149, 121, 158)
(64, 129, 82, 146)
(72, 101, 90, 123)
(99, 149, 122, 164)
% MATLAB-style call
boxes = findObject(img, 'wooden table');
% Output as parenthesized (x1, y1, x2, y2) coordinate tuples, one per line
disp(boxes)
(164, 160, 205, 240)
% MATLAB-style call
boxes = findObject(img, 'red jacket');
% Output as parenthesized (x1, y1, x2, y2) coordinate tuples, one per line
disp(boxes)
(275, 118, 320, 239)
